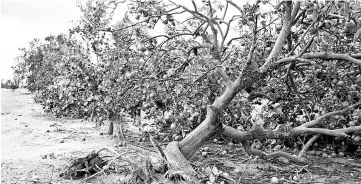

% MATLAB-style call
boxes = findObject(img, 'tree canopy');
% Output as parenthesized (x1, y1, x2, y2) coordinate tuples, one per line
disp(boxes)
(13, 0, 361, 181)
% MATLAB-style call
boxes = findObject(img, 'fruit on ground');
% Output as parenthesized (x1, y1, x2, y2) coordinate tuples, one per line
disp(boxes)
(149, 93, 155, 98)
(255, 144, 262, 149)
(222, 173, 229, 177)
(170, 123, 176, 129)
(203, 146, 210, 152)
(281, 158, 289, 164)
(134, 26, 140, 32)
(337, 81, 344, 86)
(293, 176, 299, 181)
(309, 27, 318, 35)
(345, 20, 356, 29)
(270, 177, 279, 183)
(348, 121, 356, 127)
(174, 135, 182, 141)
(201, 152, 208, 157)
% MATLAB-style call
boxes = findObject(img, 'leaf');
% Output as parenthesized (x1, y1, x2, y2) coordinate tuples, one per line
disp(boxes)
(209, 173, 216, 183)
(312, 10, 318, 21)
(212, 166, 219, 175)
(354, 28, 361, 43)
(342, 101, 350, 107)
(240, 109, 247, 119)
(204, 166, 212, 175)
(338, 7, 348, 17)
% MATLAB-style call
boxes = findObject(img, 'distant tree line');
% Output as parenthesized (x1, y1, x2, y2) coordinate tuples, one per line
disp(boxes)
(1, 79, 19, 90)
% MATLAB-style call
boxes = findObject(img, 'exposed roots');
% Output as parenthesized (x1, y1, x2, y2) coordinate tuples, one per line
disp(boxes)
(60, 145, 175, 183)
(60, 150, 108, 180)
(240, 140, 306, 163)
(165, 170, 191, 183)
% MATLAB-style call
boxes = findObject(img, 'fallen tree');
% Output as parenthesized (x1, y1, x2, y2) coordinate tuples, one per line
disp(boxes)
(14, 0, 361, 182)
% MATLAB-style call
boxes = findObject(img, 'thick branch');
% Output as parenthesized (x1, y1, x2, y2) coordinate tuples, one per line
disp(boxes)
(227, 1, 244, 17)
(291, 0, 301, 23)
(302, 101, 361, 128)
(298, 134, 320, 158)
(222, 124, 361, 141)
(292, 126, 361, 137)
(259, 1, 293, 72)
(302, 52, 361, 66)
(179, 106, 221, 159)
(222, 1, 229, 20)
(274, 52, 361, 68)
(240, 140, 304, 163)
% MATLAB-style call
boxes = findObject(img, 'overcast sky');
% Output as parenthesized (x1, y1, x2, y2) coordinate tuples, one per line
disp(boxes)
(0, 0, 82, 80)
(0, 0, 247, 81)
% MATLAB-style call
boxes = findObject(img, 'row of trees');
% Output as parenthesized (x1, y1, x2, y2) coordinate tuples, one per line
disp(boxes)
(13, 0, 361, 182)
(1, 79, 18, 90)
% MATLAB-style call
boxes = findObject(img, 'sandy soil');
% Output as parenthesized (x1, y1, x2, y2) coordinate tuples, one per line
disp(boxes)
(1, 89, 115, 184)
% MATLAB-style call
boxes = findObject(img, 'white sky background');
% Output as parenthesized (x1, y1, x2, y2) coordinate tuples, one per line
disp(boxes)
(0, 0, 251, 81)
(0, 0, 82, 80)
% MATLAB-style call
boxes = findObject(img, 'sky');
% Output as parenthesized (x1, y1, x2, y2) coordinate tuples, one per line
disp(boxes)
(0, 0, 82, 80)
(0, 0, 248, 81)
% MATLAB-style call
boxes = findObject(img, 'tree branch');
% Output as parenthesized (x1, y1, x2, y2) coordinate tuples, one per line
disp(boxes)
(222, 1, 229, 20)
(301, 101, 361, 128)
(293, 126, 361, 137)
(302, 52, 361, 66)
(273, 52, 361, 68)
(291, 0, 301, 24)
(259, 1, 293, 72)
(240, 140, 305, 163)
(298, 134, 320, 158)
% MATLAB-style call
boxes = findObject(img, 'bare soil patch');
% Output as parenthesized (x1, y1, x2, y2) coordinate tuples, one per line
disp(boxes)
(1, 89, 114, 184)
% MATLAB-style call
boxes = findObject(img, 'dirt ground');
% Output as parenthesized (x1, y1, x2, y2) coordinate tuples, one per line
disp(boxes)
(1, 88, 361, 184)
(1, 89, 116, 184)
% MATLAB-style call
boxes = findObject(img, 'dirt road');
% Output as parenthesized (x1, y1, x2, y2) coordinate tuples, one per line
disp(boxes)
(1, 89, 115, 184)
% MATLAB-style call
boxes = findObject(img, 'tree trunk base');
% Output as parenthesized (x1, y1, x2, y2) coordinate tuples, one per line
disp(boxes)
(164, 141, 200, 183)
(108, 121, 113, 135)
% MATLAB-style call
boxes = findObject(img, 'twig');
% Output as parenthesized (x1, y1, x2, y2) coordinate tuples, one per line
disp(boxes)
(150, 135, 168, 161)
(127, 142, 157, 153)
(237, 156, 253, 184)
(83, 151, 136, 181)
(96, 147, 121, 157)
(175, 65, 225, 103)
(298, 134, 320, 158)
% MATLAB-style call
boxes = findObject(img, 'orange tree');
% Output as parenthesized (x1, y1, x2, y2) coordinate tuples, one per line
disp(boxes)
(111, 0, 361, 179)
(13, 0, 361, 181)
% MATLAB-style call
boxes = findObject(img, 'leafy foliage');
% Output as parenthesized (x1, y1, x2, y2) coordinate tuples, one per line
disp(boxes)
(13, 0, 361, 155)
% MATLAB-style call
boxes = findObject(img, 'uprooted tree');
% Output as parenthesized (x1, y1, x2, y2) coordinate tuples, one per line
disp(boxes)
(13, 0, 361, 182)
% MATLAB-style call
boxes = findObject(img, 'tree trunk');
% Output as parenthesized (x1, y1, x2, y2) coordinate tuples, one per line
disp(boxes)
(108, 121, 113, 135)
